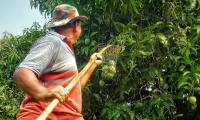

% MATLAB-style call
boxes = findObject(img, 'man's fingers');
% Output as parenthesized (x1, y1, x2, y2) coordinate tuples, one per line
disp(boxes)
(63, 88, 70, 94)
(94, 53, 103, 65)
(95, 60, 103, 64)
(91, 53, 102, 60)
(51, 86, 69, 103)
(54, 92, 64, 103)
(60, 88, 69, 101)
(96, 54, 103, 60)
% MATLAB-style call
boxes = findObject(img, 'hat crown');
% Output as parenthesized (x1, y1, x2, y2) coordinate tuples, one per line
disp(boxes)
(52, 4, 79, 22)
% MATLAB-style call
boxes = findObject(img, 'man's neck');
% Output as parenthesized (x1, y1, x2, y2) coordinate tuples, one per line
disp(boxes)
(59, 29, 76, 44)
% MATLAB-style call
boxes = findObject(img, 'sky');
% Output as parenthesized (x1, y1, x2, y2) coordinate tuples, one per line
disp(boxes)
(0, 0, 48, 38)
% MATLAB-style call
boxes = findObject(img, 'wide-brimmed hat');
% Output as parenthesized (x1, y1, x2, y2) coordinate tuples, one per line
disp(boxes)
(47, 4, 88, 28)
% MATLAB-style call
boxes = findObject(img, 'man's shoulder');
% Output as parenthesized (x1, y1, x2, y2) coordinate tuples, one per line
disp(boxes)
(34, 32, 62, 47)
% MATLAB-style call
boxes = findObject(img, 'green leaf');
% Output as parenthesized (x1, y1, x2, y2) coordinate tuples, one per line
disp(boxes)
(193, 88, 200, 95)
(183, 71, 191, 76)
(178, 81, 192, 89)
(179, 65, 185, 71)
(138, 50, 152, 56)
(114, 22, 126, 32)
(195, 73, 200, 78)
(157, 33, 168, 46)
(90, 32, 98, 37)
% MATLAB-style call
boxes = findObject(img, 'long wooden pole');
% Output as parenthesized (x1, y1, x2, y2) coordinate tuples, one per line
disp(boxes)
(37, 45, 112, 120)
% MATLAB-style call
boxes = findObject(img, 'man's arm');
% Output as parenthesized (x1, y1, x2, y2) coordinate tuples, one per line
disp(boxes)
(80, 53, 102, 90)
(13, 68, 68, 102)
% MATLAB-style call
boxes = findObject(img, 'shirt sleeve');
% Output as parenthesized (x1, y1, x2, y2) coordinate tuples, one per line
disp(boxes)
(18, 38, 60, 76)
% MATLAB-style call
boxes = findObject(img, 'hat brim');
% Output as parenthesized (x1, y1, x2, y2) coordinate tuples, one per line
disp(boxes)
(72, 15, 88, 21)
(47, 15, 88, 28)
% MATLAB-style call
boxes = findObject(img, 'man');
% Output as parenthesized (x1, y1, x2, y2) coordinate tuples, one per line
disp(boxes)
(13, 4, 102, 120)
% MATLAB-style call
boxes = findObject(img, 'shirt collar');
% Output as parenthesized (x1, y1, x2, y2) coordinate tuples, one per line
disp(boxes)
(48, 30, 66, 40)
(48, 30, 74, 50)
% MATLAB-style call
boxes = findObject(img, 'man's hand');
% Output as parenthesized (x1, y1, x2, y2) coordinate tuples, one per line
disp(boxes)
(39, 86, 70, 103)
(90, 53, 103, 65)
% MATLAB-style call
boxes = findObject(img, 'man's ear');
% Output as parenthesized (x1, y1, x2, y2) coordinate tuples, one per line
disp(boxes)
(73, 25, 77, 32)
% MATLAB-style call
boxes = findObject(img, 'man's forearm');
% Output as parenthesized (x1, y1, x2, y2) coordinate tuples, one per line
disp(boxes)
(13, 68, 47, 100)
(80, 63, 97, 90)
(80, 53, 103, 90)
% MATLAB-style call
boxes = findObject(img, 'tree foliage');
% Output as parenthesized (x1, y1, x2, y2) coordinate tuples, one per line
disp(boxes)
(0, 0, 200, 119)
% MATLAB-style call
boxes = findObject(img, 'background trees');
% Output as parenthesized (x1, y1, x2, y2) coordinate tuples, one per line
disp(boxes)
(0, 0, 200, 119)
